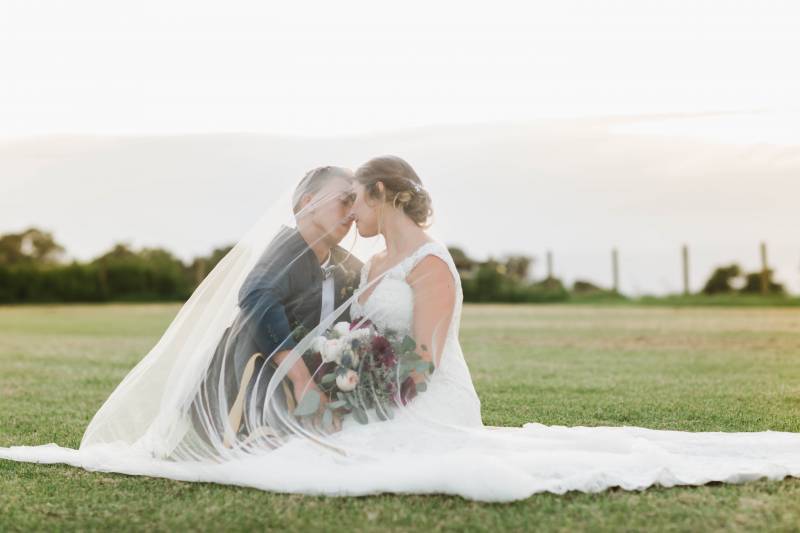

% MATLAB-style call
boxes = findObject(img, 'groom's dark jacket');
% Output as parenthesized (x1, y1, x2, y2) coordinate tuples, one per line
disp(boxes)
(235, 225, 362, 376)
(191, 225, 362, 439)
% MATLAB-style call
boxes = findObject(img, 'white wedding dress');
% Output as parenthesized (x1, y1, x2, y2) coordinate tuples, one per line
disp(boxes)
(2, 240, 799, 502)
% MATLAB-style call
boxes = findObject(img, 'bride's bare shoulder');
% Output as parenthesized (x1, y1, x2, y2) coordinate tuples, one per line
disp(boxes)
(407, 250, 454, 292)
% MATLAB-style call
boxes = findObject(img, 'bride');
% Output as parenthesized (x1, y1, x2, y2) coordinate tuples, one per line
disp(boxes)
(1, 155, 799, 502)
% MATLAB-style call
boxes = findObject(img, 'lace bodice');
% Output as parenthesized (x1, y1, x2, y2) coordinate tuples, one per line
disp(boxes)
(349, 241, 455, 336)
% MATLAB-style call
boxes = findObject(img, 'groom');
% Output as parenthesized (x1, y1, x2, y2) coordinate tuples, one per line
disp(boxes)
(191, 166, 362, 446)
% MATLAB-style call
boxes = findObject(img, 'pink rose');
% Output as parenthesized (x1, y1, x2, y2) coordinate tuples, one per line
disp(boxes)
(336, 369, 359, 392)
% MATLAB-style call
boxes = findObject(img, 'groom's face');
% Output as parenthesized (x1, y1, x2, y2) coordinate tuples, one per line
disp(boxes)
(306, 177, 356, 246)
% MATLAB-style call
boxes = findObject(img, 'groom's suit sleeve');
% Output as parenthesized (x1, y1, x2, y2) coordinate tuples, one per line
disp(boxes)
(238, 262, 298, 358)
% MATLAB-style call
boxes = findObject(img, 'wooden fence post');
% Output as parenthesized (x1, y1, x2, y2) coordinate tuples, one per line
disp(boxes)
(682, 244, 690, 295)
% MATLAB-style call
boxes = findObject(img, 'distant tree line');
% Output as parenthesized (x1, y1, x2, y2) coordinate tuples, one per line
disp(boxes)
(449, 247, 619, 303)
(0, 228, 230, 303)
(0, 228, 790, 304)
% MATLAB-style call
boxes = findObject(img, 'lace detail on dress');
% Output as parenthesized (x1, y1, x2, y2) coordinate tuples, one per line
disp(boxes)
(350, 241, 458, 335)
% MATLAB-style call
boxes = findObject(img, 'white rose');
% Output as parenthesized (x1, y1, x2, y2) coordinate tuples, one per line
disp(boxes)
(332, 321, 352, 338)
(312, 336, 327, 354)
(320, 338, 343, 364)
(336, 369, 359, 392)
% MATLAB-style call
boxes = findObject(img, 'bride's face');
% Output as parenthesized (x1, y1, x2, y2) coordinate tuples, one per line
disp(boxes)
(349, 182, 382, 237)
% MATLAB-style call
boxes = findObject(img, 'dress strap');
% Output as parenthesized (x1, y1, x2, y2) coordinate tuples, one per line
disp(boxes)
(398, 241, 449, 277)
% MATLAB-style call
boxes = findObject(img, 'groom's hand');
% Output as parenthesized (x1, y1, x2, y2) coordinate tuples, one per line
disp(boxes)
(292, 380, 342, 433)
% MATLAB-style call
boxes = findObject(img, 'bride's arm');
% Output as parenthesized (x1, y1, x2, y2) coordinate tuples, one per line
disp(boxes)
(408, 255, 456, 368)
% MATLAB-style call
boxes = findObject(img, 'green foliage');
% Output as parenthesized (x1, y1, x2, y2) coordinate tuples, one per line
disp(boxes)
(0, 228, 232, 303)
(0, 263, 103, 303)
(188, 245, 235, 285)
(461, 260, 570, 303)
(0, 228, 64, 266)
(702, 264, 786, 296)
(93, 245, 192, 301)
(740, 269, 785, 295)
(0, 228, 792, 305)
(702, 264, 742, 294)
(293, 389, 321, 417)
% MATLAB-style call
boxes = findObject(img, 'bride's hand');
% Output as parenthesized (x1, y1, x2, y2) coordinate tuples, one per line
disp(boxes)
(315, 392, 344, 433)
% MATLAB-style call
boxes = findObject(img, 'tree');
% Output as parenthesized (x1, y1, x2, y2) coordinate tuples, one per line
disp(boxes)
(572, 280, 605, 294)
(702, 264, 741, 295)
(188, 244, 234, 284)
(702, 264, 786, 296)
(740, 269, 785, 295)
(503, 255, 532, 282)
(0, 228, 64, 266)
(92, 243, 137, 263)
(91, 244, 191, 300)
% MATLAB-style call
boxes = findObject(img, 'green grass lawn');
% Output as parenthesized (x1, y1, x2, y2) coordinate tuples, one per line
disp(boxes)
(2, 303, 800, 531)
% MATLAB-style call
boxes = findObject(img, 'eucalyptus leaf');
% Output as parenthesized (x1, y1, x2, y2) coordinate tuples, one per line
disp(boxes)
(322, 408, 333, 430)
(399, 362, 417, 375)
(328, 400, 346, 409)
(321, 373, 337, 385)
(400, 335, 416, 353)
(416, 361, 432, 374)
(352, 407, 369, 425)
(293, 389, 321, 417)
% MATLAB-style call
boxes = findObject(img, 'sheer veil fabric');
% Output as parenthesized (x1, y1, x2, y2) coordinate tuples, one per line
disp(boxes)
(2, 167, 800, 503)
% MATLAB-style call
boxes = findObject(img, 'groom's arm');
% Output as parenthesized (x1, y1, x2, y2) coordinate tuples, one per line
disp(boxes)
(240, 286, 315, 393)
(240, 285, 297, 356)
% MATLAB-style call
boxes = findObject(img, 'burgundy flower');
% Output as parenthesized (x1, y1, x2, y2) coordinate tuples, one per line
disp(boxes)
(382, 353, 397, 368)
(371, 335, 396, 367)
(399, 377, 417, 406)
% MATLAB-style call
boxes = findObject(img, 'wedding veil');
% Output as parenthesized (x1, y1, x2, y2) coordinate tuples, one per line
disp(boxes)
(79, 164, 480, 465)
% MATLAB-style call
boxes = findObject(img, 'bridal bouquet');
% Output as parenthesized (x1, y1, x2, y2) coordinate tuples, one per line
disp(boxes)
(294, 319, 434, 430)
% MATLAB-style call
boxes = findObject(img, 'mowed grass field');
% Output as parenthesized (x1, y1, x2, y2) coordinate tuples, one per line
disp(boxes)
(1, 303, 800, 531)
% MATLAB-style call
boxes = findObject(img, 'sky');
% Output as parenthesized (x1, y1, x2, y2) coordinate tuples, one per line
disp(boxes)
(1, 0, 799, 137)
(1, 1, 799, 295)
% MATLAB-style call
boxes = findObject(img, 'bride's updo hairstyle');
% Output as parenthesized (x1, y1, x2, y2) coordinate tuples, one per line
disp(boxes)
(355, 155, 433, 227)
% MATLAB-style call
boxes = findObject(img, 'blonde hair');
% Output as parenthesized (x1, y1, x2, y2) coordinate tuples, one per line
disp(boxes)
(354, 155, 432, 227)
